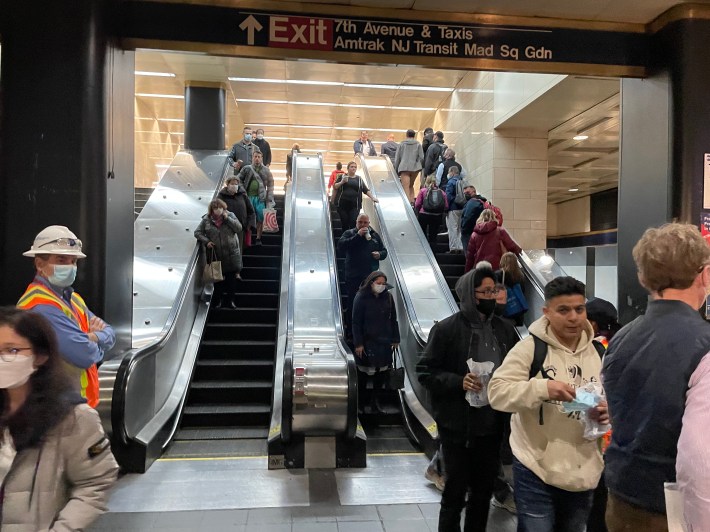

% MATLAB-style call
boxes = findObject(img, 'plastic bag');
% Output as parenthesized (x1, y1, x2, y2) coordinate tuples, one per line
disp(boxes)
(562, 382, 611, 440)
(465, 360, 495, 408)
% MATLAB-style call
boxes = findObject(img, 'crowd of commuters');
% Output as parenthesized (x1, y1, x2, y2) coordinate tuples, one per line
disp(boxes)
(6, 117, 710, 532)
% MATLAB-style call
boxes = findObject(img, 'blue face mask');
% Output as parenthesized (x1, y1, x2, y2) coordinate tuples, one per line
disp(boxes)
(244, 134, 253, 142)
(48, 264, 77, 288)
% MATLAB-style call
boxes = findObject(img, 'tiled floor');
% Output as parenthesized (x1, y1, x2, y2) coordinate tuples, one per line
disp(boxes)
(89, 454, 517, 531)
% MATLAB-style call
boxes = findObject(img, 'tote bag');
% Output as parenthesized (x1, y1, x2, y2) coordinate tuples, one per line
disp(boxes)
(263, 207, 279, 233)
(505, 283, 528, 317)
(203, 247, 224, 283)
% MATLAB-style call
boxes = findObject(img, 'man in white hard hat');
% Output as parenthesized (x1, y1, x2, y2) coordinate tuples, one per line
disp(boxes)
(17, 226, 115, 407)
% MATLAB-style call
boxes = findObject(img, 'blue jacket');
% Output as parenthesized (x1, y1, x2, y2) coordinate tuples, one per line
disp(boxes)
(603, 300, 710, 513)
(461, 196, 485, 235)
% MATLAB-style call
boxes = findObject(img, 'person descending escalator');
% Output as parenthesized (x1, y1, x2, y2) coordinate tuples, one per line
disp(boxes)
(352, 271, 400, 414)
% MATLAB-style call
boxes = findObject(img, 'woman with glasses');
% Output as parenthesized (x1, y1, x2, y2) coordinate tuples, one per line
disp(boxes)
(195, 199, 243, 309)
(0, 307, 118, 530)
(332, 161, 379, 231)
(416, 264, 518, 532)
(464, 209, 522, 273)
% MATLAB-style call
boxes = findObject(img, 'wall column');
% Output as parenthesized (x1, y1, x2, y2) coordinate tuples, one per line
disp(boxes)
(0, 0, 135, 351)
(184, 84, 226, 150)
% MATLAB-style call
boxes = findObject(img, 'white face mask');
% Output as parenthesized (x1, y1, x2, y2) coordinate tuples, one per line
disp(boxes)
(256, 134, 264, 140)
(372, 284, 386, 294)
(213, 208, 224, 216)
(0, 355, 37, 389)
(227, 184, 238, 193)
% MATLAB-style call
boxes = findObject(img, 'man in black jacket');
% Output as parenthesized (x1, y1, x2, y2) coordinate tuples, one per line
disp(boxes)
(417, 265, 518, 532)
(423, 131, 447, 179)
(337, 213, 388, 339)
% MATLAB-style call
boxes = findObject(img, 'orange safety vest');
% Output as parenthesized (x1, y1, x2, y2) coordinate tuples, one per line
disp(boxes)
(17, 282, 99, 407)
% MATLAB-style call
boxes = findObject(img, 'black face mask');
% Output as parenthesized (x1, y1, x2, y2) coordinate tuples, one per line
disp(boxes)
(494, 303, 506, 316)
(476, 299, 496, 318)
(464, 192, 473, 200)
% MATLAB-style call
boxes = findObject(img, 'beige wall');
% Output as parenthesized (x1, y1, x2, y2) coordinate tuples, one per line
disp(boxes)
(494, 73, 565, 127)
(547, 197, 590, 236)
(431, 71, 548, 249)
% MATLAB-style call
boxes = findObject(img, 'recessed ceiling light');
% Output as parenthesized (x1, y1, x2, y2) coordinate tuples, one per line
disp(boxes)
(135, 93, 184, 99)
(227, 76, 454, 92)
(135, 71, 176, 77)
(573, 135, 589, 141)
(568, 188, 580, 192)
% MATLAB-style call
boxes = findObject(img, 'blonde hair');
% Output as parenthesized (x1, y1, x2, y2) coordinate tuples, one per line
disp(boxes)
(476, 209, 497, 225)
(424, 174, 437, 187)
(632, 223, 710, 293)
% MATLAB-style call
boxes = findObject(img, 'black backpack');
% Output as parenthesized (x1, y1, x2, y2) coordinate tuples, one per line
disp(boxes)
(436, 143, 448, 166)
(423, 187, 445, 213)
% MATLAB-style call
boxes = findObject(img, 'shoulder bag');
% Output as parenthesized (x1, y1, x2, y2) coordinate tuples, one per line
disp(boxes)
(203, 247, 224, 283)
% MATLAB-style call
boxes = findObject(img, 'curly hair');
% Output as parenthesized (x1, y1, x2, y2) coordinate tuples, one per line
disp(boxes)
(0, 307, 74, 451)
(633, 223, 710, 293)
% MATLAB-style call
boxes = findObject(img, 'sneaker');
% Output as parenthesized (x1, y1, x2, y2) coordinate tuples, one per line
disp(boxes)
(425, 465, 446, 492)
(491, 495, 516, 514)
(255, 238, 263, 246)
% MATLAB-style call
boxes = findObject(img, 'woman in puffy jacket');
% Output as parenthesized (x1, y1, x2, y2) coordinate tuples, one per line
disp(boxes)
(195, 199, 243, 309)
(0, 307, 118, 531)
(352, 271, 400, 414)
(465, 209, 522, 272)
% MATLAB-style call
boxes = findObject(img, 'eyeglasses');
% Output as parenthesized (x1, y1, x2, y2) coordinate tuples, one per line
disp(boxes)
(38, 238, 83, 251)
(475, 288, 500, 297)
(0, 347, 32, 362)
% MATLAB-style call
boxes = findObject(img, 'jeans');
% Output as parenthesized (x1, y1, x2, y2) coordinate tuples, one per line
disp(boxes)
(513, 458, 594, 532)
(438, 434, 501, 532)
(446, 210, 463, 251)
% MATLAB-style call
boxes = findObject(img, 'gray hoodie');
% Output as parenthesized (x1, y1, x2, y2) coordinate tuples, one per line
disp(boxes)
(393, 138, 424, 174)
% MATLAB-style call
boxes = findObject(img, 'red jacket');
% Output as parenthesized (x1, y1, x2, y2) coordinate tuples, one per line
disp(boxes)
(465, 221, 521, 272)
(328, 169, 345, 191)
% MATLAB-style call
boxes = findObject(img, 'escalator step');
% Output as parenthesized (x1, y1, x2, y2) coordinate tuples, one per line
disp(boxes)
(204, 323, 277, 341)
(210, 307, 277, 323)
(236, 279, 280, 293)
(191, 379, 272, 389)
(243, 244, 282, 256)
(240, 266, 280, 280)
(233, 292, 278, 306)
(198, 341, 275, 359)
(183, 404, 271, 415)
(174, 427, 269, 440)
(242, 256, 280, 268)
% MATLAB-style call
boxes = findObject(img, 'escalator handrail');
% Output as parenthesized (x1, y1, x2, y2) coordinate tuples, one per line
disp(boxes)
(110, 156, 232, 447)
(518, 251, 554, 300)
(356, 154, 459, 348)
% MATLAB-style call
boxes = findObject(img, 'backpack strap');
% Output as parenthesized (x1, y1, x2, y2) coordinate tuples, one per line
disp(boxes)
(529, 334, 548, 379)
(591, 339, 606, 358)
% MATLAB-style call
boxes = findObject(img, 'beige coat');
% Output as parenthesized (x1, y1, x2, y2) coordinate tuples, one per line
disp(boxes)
(2, 404, 119, 531)
(488, 316, 604, 492)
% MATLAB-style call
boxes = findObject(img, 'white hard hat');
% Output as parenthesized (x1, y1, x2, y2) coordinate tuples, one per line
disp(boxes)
(23, 225, 87, 258)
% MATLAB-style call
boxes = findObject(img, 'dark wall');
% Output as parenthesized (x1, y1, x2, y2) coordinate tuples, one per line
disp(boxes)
(0, 0, 134, 351)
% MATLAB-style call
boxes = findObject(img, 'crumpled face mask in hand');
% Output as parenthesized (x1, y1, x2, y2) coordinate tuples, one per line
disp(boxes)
(562, 389, 600, 413)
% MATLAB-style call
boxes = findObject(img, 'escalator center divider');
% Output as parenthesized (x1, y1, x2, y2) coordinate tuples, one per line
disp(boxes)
(169, 196, 285, 458)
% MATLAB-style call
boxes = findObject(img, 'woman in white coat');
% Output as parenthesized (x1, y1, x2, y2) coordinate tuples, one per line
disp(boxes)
(0, 307, 118, 531)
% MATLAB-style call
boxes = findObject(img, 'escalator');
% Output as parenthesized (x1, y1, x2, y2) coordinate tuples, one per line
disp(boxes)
(330, 202, 418, 454)
(168, 197, 284, 458)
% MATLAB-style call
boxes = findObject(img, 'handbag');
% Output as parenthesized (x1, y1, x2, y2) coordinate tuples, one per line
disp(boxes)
(203, 247, 224, 283)
(387, 346, 405, 390)
(263, 207, 279, 233)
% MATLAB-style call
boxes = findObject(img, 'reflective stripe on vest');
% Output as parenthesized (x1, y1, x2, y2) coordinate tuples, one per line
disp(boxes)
(17, 283, 99, 407)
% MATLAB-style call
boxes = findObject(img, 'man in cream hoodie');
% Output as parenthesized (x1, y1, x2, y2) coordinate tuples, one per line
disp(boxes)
(488, 276, 608, 531)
